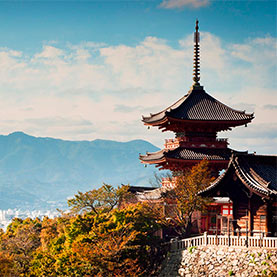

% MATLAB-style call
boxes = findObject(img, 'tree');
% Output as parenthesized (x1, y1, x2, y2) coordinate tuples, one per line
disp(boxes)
(31, 203, 164, 276)
(0, 251, 14, 276)
(0, 187, 167, 276)
(67, 184, 131, 215)
(0, 218, 42, 276)
(162, 160, 213, 237)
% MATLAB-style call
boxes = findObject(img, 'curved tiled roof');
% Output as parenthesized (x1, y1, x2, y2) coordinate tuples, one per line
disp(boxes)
(200, 154, 277, 198)
(233, 155, 277, 196)
(142, 86, 254, 125)
(166, 147, 233, 161)
(140, 149, 165, 162)
(139, 147, 239, 163)
(136, 186, 169, 201)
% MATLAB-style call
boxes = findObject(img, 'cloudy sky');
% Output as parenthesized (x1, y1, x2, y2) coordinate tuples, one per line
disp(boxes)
(0, 0, 276, 154)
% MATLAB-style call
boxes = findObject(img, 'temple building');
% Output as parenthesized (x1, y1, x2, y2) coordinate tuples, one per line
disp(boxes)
(135, 20, 277, 237)
(139, 20, 254, 187)
(200, 153, 277, 237)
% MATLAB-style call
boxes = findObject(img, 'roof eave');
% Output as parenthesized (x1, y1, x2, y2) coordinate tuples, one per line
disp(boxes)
(142, 116, 168, 126)
(198, 158, 233, 195)
(166, 116, 254, 126)
(232, 158, 272, 199)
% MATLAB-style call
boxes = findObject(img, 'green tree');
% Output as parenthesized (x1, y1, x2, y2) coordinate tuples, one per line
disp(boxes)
(67, 184, 131, 214)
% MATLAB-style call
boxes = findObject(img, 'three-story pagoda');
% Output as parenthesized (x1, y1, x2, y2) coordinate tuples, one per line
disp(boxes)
(139, 20, 254, 186)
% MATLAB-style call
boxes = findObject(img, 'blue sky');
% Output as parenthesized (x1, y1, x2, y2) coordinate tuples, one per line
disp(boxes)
(1, 1, 275, 49)
(0, 0, 276, 154)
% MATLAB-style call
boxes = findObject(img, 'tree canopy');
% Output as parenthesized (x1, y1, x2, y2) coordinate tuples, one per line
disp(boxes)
(0, 163, 215, 275)
(0, 184, 166, 276)
(67, 184, 131, 214)
(165, 160, 213, 236)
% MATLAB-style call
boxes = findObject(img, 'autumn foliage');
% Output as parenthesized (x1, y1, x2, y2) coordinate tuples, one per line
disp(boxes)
(0, 185, 165, 276)
(156, 160, 213, 237)
(0, 161, 214, 276)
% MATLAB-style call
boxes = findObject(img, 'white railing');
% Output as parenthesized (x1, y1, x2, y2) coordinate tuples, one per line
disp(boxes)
(176, 235, 205, 250)
(170, 232, 277, 251)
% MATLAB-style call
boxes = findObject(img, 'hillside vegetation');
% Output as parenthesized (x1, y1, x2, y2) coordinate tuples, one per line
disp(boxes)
(0, 185, 167, 276)
(0, 132, 159, 209)
(0, 161, 215, 276)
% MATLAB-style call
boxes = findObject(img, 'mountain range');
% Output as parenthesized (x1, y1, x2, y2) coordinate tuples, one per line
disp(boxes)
(0, 132, 160, 210)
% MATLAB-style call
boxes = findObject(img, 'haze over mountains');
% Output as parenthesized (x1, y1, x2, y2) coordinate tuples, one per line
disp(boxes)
(0, 132, 159, 210)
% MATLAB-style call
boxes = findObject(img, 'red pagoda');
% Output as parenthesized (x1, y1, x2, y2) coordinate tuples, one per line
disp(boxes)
(139, 20, 254, 187)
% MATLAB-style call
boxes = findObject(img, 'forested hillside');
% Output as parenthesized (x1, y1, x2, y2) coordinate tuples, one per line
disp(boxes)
(0, 132, 159, 209)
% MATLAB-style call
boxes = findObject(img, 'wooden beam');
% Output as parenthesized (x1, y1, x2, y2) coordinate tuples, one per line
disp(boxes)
(265, 202, 269, 237)
(248, 195, 252, 235)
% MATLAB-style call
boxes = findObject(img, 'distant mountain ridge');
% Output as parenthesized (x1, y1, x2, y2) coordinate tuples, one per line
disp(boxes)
(0, 132, 160, 209)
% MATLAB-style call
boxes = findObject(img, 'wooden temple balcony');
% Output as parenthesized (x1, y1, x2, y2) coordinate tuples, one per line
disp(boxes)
(164, 137, 229, 150)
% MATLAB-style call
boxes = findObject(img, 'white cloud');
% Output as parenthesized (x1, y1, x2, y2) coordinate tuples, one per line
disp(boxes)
(264, 104, 277, 110)
(0, 49, 22, 57)
(26, 117, 93, 128)
(100, 36, 186, 90)
(160, 0, 209, 9)
(230, 37, 276, 66)
(0, 33, 276, 153)
(227, 123, 277, 155)
(34, 45, 64, 59)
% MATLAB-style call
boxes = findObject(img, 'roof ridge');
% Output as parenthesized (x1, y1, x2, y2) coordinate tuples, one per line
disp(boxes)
(232, 156, 270, 196)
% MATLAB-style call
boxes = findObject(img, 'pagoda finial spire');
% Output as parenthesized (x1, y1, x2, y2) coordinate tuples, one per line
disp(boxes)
(193, 19, 200, 86)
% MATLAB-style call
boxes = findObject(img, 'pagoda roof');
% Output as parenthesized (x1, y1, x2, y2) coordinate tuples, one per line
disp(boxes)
(142, 86, 254, 127)
(128, 186, 157, 193)
(200, 154, 277, 198)
(135, 186, 169, 201)
(140, 147, 244, 164)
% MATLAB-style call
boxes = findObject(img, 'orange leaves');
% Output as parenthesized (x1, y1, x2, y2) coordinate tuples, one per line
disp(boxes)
(26, 203, 162, 276)
(0, 251, 15, 275)
(0, 194, 164, 276)
(40, 217, 58, 251)
(0, 218, 42, 275)
(162, 160, 213, 236)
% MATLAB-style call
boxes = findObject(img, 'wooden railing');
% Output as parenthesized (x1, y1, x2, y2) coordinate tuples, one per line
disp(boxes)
(170, 232, 277, 251)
